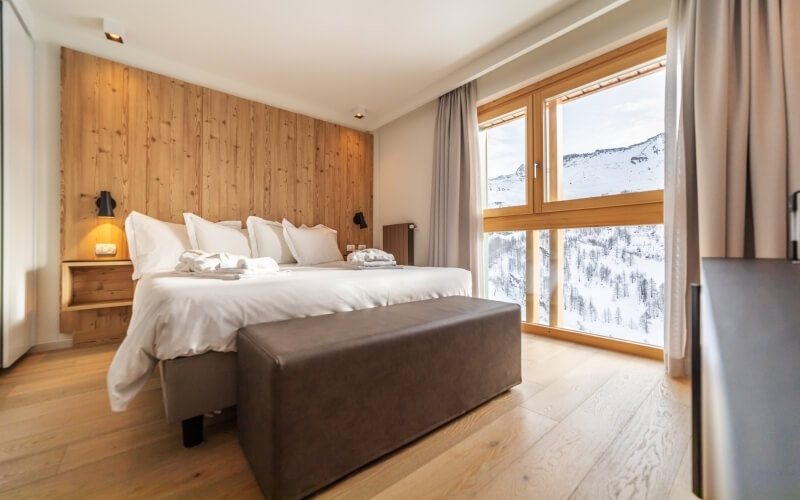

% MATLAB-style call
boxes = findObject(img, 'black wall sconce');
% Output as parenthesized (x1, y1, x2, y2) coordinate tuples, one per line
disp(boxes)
(97, 190, 117, 218)
(353, 211, 368, 229)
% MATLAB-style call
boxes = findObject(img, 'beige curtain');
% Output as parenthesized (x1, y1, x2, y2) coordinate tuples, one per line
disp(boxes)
(429, 81, 485, 297)
(665, 0, 800, 376)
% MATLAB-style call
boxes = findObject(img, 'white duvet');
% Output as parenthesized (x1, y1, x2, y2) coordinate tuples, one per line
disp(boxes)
(107, 263, 471, 411)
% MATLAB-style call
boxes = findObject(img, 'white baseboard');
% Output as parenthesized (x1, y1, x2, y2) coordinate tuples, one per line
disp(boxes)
(29, 339, 73, 353)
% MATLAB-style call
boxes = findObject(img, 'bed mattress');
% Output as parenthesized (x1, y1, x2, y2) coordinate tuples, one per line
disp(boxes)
(107, 263, 471, 411)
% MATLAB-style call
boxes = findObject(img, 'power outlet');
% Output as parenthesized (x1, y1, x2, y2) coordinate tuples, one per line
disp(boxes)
(357, 244, 367, 250)
(95, 243, 117, 256)
(346, 244, 356, 253)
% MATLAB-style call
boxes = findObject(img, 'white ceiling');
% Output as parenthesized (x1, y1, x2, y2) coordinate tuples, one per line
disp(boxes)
(25, 0, 621, 130)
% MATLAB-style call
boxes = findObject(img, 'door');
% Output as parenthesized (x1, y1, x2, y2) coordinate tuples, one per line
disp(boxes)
(1, 1, 36, 367)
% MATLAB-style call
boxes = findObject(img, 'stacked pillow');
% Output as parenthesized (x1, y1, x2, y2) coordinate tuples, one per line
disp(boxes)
(246, 216, 295, 264)
(280, 219, 343, 266)
(125, 211, 192, 280)
(125, 211, 344, 278)
(183, 213, 251, 257)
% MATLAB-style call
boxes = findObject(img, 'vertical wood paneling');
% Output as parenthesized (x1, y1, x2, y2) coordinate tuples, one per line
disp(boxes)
(126, 67, 148, 229)
(274, 109, 297, 222)
(200, 88, 221, 221)
(252, 104, 271, 217)
(61, 48, 373, 337)
(146, 76, 203, 223)
(145, 73, 169, 220)
(313, 120, 327, 230)
(180, 82, 204, 219)
(296, 114, 315, 226)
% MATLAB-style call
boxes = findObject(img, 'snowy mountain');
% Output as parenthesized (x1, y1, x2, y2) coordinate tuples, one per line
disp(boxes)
(487, 163, 526, 208)
(562, 133, 664, 198)
(486, 133, 666, 346)
(487, 133, 664, 207)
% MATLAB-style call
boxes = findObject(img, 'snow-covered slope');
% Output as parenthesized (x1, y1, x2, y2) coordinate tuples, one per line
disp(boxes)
(487, 133, 666, 346)
(486, 133, 664, 206)
(562, 133, 664, 199)
(487, 163, 526, 208)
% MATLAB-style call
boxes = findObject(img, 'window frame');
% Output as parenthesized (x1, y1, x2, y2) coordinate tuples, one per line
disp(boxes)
(478, 95, 535, 217)
(537, 50, 667, 213)
(479, 30, 667, 359)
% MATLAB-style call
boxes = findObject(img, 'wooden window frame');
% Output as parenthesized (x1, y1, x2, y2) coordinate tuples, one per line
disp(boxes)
(479, 30, 667, 356)
(479, 95, 535, 217)
(538, 47, 666, 213)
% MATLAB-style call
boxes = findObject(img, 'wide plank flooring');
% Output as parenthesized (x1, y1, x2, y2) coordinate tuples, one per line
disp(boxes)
(0, 335, 697, 499)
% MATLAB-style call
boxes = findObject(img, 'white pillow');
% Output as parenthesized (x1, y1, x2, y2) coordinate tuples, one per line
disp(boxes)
(282, 219, 343, 265)
(125, 211, 191, 280)
(246, 216, 295, 264)
(183, 213, 252, 257)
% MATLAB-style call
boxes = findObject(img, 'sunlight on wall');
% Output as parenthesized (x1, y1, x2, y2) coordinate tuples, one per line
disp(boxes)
(77, 220, 127, 259)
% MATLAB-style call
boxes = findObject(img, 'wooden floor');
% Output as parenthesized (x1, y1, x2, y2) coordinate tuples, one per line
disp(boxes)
(0, 335, 696, 499)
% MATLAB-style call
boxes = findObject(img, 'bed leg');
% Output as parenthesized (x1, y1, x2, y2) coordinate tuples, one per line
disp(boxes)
(182, 415, 204, 448)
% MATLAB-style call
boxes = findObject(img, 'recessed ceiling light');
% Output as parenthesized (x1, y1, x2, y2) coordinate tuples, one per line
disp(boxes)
(353, 105, 366, 119)
(103, 17, 125, 44)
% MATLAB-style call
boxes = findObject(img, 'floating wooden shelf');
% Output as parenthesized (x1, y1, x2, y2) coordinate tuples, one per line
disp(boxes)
(61, 260, 134, 312)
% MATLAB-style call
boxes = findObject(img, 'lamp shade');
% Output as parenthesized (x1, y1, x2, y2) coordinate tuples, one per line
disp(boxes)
(96, 190, 116, 218)
(353, 211, 368, 229)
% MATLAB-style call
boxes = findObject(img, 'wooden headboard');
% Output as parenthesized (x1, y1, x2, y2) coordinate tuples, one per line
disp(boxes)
(60, 48, 373, 344)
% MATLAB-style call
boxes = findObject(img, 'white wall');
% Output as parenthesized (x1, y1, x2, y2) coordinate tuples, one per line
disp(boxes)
(373, 0, 668, 260)
(33, 41, 70, 349)
(372, 100, 438, 265)
(2, 0, 38, 365)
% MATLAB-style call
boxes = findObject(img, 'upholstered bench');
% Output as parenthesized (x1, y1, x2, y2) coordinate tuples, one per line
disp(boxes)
(236, 296, 521, 500)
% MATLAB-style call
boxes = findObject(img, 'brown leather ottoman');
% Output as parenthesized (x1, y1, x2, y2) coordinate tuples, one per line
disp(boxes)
(237, 296, 521, 500)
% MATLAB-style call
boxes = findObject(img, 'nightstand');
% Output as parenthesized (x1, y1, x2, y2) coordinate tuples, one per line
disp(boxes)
(60, 260, 134, 311)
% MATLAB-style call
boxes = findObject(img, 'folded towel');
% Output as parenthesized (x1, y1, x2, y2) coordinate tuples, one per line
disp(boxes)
(347, 263, 403, 270)
(175, 250, 221, 273)
(175, 251, 280, 277)
(360, 260, 397, 267)
(176, 269, 283, 280)
(236, 256, 280, 273)
(347, 248, 396, 265)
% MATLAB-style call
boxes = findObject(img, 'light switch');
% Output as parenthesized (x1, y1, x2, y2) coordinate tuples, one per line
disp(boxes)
(95, 243, 117, 256)
(346, 244, 355, 252)
(357, 244, 367, 250)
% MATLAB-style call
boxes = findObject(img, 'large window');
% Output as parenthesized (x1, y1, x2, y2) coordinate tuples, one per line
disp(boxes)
(481, 31, 666, 355)
(480, 109, 527, 209)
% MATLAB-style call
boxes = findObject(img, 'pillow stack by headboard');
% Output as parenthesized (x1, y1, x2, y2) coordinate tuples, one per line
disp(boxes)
(125, 211, 344, 278)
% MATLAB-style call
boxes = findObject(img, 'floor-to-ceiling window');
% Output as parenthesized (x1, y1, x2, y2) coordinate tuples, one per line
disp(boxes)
(480, 31, 666, 358)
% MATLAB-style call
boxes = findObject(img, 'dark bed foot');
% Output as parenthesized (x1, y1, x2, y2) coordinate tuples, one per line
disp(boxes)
(182, 415, 204, 448)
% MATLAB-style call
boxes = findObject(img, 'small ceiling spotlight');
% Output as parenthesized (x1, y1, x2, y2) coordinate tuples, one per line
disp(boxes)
(103, 17, 125, 44)
(353, 105, 367, 119)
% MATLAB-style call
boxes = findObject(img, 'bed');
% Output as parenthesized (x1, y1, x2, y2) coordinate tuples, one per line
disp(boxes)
(106, 262, 472, 425)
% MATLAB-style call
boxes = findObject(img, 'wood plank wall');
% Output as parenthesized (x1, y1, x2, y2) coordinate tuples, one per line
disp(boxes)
(60, 48, 373, 343)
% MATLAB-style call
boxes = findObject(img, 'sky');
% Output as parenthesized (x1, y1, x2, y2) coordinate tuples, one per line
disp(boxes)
(480, 69, 665, 176)
(481, 117, 525, 177)
(562, 69, 665, 155)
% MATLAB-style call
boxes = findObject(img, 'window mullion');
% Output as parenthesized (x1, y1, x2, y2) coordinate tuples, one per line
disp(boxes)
(548, 229, 564, 329)
(532, 92, 544, 214)
(525, 230, 539, 324)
